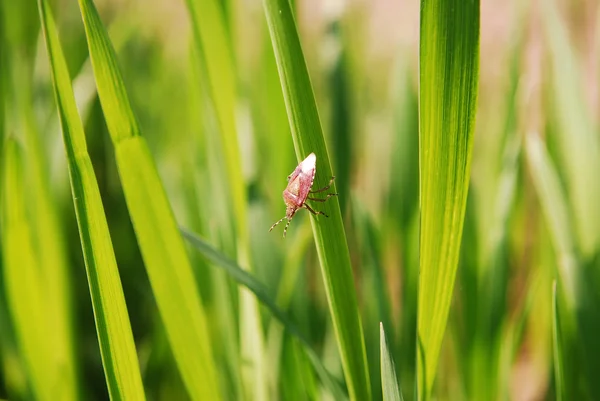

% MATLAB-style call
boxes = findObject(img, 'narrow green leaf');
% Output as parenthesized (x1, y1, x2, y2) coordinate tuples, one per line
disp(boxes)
(75, 0, 220, 399)
(184, 0, 267, 397)
(1, 2, 77, 397)
(1, 139, 53, 401)
(183, 0, 245, 240)
(418, 0, 480, 398)
(36, 1, 146, 399)
(250, 28, 295, 203)
(0, 5, 4, 143)
(526, 133, 588, 399)
(525, 133, 577, 307)
(280, 338, 318, 401)
(262, 0, 371, 400)
(552, 281, 564, 401)
(388, 55, 420, 396)
(265, 223, 312, 394)
(380, 323, 403, 401)
(180, 228, 347, 401)
(542, 0, 600, 258)
(353, 198, 396, 401)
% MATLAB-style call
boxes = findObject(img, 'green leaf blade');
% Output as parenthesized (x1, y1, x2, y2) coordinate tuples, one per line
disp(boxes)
(1, 3, 78, 397)
(1, 139, 54, 401)
(76, 0, 138, 143)
(74, 1, 221, 398)
(418, 0, 480, 398)
(36, 1, 147, 399)
(552, 281, 564, 401)
(184, 0, 267, 397)
(184, 0, 245, 236)
(380, 323, 403, 401)
(525, 133, 577, 306)
(115, 137, 221, 400)
(542, 0, 600, 258)
(181, 227, 348, 401)
(262, 1, 371, 400)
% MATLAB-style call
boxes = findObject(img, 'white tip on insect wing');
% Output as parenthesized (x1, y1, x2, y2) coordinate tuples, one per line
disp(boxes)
(300, 153, 316, 174)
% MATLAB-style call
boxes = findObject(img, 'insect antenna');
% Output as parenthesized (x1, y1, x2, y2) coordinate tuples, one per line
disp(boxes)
(269, 216, 286, 232)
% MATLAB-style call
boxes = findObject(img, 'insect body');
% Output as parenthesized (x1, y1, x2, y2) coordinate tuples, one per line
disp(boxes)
(269, 153, 338, 238)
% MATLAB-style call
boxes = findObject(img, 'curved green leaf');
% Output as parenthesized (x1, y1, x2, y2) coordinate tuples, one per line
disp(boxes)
(75, 0, 220, 399)
(525, 133, 577, 306)
(552, 281, 564, 401)
(1, 1, 77, 397)
(418, 0, 480, 398)
(380, 323, 403, 401)
(184, 0, 267, 397)
(36, 1, 146, 399)
(262, 0, 371, 400)
(1, 139, 53, 401)
(180, 227, 347, 401)
(542, 0, 600, 258)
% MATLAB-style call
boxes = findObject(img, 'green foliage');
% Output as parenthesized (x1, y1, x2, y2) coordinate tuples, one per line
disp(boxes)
(184, 0, 267, 397)
(262, 0, 371, 400)
(75, 0, 220, 399)
(181, 228, 347, 400)
(2, 139, 54, 401)
(37, 1, 146, 398)
(542, 0, 600, 258)
(1, 0, 599, 400)
(552, 281, 564, 401)
(1, 1, 76, 398)
(417, 0, 480, 398)
(380, 323, 403, 401)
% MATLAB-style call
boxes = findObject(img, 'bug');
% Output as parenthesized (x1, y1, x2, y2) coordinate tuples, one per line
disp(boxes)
(269, 152, 338, 238)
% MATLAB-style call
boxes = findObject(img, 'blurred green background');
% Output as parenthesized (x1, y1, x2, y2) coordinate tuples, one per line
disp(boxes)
(1, 0, 600, 400)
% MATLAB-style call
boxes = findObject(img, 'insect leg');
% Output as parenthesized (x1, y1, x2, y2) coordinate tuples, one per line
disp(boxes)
(307, 193, 338, 202)
(283, 218, 292, 238)
(304, 203, 328, 218)
(310, 176, 335, 193)
(269, 216, 286, 232)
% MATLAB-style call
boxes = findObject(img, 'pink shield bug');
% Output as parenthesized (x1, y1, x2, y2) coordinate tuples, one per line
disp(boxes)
(269, 152, 338, 238)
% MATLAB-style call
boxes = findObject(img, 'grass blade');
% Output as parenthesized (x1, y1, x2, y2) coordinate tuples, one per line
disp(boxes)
(380, 323, 403, 401)
(552, 281, 564, 401)
(525, 133, 577, 306)
(526, 132, 582, 398)
(353, 198, 395, 401)
(183, 0, 244, 238)
(180, 227, 347, 401)
(75, 0, 220, 399)
(262, 0, 371, 400)
(36, 1, 146, 398)
(1, 2, 77, 397)
(418, 0, 480, 398)
(542, 0, 600, 258)
(184, 0, 267, 397)
(1, 139, 53, 401)
(264, 224, 312, 394)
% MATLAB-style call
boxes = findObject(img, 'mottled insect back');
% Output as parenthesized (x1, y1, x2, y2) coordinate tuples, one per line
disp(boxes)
(270, 152, 338, 238)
